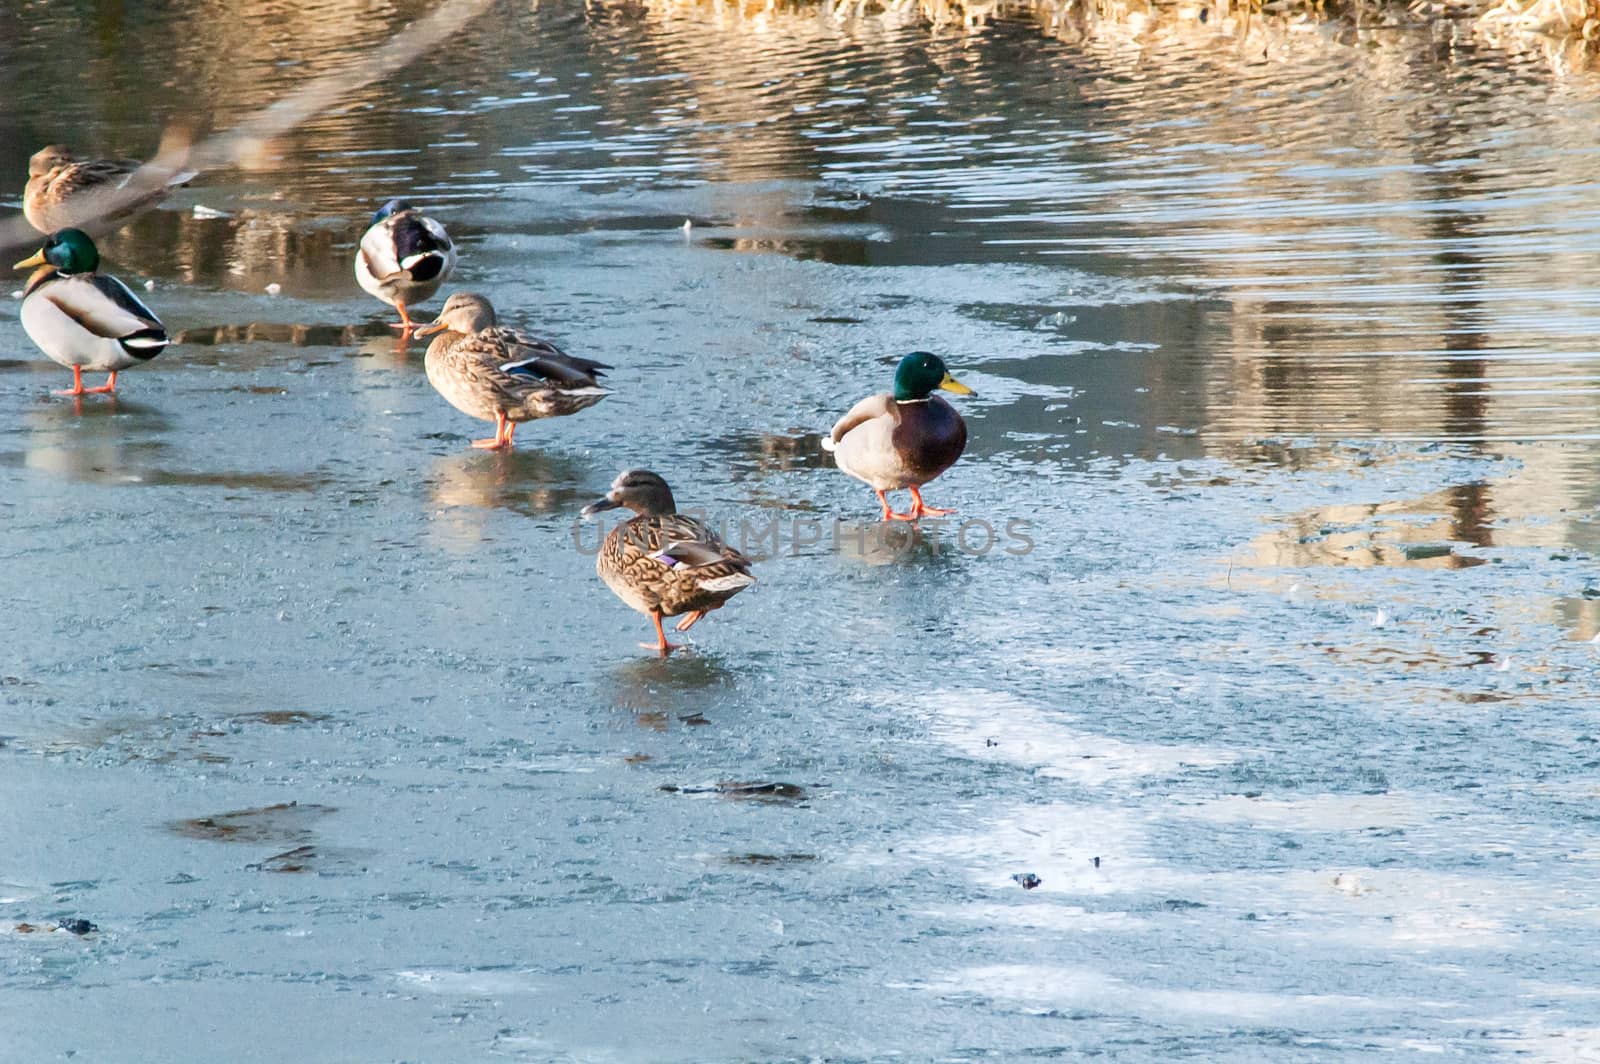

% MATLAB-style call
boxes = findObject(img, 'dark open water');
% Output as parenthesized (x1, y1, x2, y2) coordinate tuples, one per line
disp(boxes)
(2, 2, 1600, 1060)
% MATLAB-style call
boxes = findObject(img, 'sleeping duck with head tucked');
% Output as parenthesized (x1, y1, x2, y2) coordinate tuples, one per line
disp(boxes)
(355, 197, 456, 335)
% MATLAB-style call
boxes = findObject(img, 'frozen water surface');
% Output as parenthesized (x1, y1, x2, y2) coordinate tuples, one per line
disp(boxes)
(2, 3, 1600, 1061)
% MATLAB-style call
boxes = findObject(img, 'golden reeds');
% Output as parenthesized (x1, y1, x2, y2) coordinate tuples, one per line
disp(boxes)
(614, 0, 1600, 48)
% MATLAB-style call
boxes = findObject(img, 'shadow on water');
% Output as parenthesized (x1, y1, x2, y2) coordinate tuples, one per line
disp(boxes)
(699, 430, 834, 478)
(827, 518, 996, 569)
(174, 320, 398, 347)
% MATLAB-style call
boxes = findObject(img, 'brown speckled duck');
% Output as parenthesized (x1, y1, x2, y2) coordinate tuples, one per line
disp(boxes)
(416, 292, 610, 450)
(581, 470, 756, 655)
(25, 144, 194, 233)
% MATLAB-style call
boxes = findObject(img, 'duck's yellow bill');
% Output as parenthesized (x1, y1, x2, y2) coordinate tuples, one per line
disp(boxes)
(939, 373, 974, 396)
(413, 321, 446, 337)
(13, 251, 45, 271)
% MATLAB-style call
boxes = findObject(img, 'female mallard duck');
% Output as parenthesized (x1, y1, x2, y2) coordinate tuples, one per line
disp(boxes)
(25, 144, 194, 234)
(14, 229, 170, 396)
(416, 291, 610, 450)
(822, 351, 973, 521)
(354, 198, 456, 333)
(581, 470, 756, 655)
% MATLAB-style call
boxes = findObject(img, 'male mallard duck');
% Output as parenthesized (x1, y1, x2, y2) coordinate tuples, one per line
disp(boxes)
(822, 351, 973, 521)
(14, 229, 170, 396)
(25, 144, 194, 234)
(581, 470, 756, 655)
(354, 198, 456, 333)
(416, 292, 610, 450)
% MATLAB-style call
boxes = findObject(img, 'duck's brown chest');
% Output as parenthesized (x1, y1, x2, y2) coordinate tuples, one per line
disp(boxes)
(892, 397, 967, 482)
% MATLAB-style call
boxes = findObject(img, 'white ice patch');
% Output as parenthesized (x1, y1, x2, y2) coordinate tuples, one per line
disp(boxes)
(914, 964, 1427, 1025)
(845, 799, 1167, 898)
(917, 687, 1240, 786)
(1178, 792, 1453, 832)
(394, 968, 542, 995)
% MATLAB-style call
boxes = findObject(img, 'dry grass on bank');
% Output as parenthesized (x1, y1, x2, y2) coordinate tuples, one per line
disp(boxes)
(629, 0, 1600, 48)
(1476, 0, 1600, 40)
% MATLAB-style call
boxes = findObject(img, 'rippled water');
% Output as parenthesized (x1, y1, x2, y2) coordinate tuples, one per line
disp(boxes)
(3, 3, 1600, 1060)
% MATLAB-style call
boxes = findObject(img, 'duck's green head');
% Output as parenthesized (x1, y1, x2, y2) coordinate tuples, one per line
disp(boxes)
(370, 198, 412, 226)
(893, 351, 973, 402)
(14, 228, 100, 275)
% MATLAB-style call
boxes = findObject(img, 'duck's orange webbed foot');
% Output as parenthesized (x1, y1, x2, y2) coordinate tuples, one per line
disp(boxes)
(53, 366, 89, 396)
(675, 610, 706, 633)
(82, 372, 118, 395)
(875, 489, 915, 522)
(644, 613, 683, 655)
(470, 414, 515, 450)
(907, 486, 955, 519)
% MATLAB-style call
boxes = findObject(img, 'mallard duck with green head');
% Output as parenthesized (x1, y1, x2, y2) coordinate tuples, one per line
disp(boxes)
(355, 198, 457, 334)
(822, 351, 973, 521)
(581, 470, 756, 655)
(14, 229, 170, 396)
(416, 292, 611, 450)
(25, 144, 194, 234)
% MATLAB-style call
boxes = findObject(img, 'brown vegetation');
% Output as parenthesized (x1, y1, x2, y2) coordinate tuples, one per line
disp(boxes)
(619, 0, 1600, 48)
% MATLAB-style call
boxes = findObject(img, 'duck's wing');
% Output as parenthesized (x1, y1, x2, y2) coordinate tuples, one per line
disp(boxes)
(40, 273, 166, 343)
(625, 515, 756, 594)
(46, 159, 143, 199)
(822, 392, 895, 451)
(441, 331, 562, 401)
(654, 515, 754, 572)
(357, 218, 404, 280)
(494, 329, 612, 388)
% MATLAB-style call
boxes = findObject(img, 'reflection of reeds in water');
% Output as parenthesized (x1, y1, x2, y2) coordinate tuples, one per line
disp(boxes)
(1240, 493, 1492, 571)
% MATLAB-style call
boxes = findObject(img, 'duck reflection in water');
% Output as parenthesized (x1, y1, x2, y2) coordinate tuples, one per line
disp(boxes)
(605, 651, 738, 728)
(20, 398, 169, 485)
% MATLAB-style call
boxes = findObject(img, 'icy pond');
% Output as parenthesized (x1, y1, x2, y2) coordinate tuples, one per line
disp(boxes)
(3, 3, 1600, 1060)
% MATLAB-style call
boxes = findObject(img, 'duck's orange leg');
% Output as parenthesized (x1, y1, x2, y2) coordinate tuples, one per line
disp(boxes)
(641, 611, 683, 655)
(53, 366, 88, 396)
(82, 371, 118, 395)
(390, 303, 415, 333)
(876, 489, 914, 522)
(471, 411, 512, 450)
(675, 610, 706, 632)
(907, 486, 955, 519)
